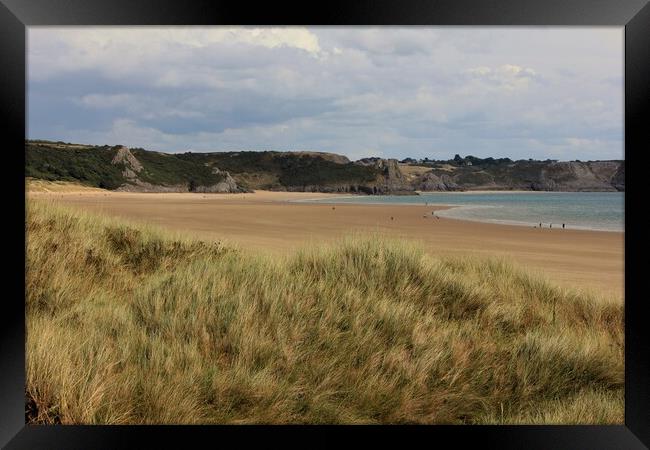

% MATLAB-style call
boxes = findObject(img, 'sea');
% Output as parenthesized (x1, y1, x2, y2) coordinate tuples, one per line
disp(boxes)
(300, 191, 624, 232)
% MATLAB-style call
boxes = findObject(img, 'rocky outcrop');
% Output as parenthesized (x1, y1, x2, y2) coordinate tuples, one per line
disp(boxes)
(265, 158, 417, 195)
(111, 146, 143, 181)
(192, 167, 241, 193)
(375, 159, 417, 194)
(355, 158, 417, 195)
(416, 171, 462, 191)
(533, 161, 622, 191)
(610, 162, 625, 191)
(414, 160, 624, 192)
(111, 146, 244, 193)
(112, 147, 162, 192)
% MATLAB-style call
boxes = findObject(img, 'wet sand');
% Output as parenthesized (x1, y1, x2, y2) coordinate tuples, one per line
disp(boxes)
(28, 190, 624, 299)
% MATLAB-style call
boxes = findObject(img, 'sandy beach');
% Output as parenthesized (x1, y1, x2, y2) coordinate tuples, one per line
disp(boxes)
(28, 189, 624, 299)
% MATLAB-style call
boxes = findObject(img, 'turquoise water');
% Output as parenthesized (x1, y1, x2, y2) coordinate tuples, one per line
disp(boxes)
(301, 192, 624, 232)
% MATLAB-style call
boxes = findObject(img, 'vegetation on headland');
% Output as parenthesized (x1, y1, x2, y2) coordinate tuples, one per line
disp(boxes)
(25, 141, 227, 191)
(129, 147, 227, 188)
(25, 142, 125, 189)
(25, 141, 381, 192)
(26, 139, 624, 193)
(26, 200, 623, 424)
(206, 151, 380, 188)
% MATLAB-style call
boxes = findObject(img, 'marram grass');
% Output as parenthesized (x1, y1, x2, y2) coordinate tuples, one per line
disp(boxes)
(25, 199, 624, 424)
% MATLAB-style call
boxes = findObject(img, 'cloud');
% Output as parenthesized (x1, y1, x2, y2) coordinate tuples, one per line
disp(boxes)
(77, 93, 134, 109)
(463, 64, 539, 92)
(29, 27, 322, 82)
(28, 27, 624, 161)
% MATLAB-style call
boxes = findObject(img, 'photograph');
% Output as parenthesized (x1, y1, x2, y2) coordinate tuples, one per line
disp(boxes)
(22, 25, 628, 426)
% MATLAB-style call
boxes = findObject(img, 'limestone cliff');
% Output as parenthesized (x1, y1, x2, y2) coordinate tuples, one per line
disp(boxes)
(354, 158, 417, 195)
(413, 160, 624, 192)
(111, 146, 244, 193)
(26, 140, 624, 194)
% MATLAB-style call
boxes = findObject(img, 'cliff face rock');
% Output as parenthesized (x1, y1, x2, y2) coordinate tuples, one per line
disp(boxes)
(378, 159, 418, 194)
(355, 158, 417, 194)
(611, 162, 625, 191)
(192, 167, 241, 193)
(111, 146, 244, 193)
(534, 161, 622, 192)
(111, 146, 143, 181)
(417, 171, 461, 191)
(112, 146, 160, 191)
(414, 160, 624, 192)
(271, 158, 416, 195)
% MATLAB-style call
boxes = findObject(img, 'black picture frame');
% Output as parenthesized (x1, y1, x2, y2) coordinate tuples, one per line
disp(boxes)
(2, 0, 648, 448)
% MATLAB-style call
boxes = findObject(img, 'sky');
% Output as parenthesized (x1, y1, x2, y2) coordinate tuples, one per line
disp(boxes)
(28, 27, 623, 161)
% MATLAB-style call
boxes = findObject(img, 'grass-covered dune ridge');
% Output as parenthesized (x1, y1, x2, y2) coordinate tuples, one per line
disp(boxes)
(26, 200, 624, 424)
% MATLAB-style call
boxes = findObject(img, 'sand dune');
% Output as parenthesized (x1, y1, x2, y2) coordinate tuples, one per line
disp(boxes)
(28, 189, 624, 299)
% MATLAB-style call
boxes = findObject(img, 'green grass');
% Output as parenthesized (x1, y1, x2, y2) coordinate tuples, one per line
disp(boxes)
(26, 200, 624, 424)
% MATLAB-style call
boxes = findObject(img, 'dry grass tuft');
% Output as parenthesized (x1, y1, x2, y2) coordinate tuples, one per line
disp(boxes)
(25, 200, 623, 424)
(26, 177, 107, 193)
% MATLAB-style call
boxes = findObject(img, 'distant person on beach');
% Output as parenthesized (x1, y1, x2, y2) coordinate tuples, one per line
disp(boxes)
(550, 223, 552, 229)
(562, 223, 565, 229)
(539, 222, 542, 228)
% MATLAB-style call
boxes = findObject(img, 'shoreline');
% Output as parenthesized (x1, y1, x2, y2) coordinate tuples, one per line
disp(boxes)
(434, 208, 623, 233)
(290, 192, 624, 234)
(415, 190, 623, 195)
(32, 189, 623, 234)
(26, 189, 624, 298)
